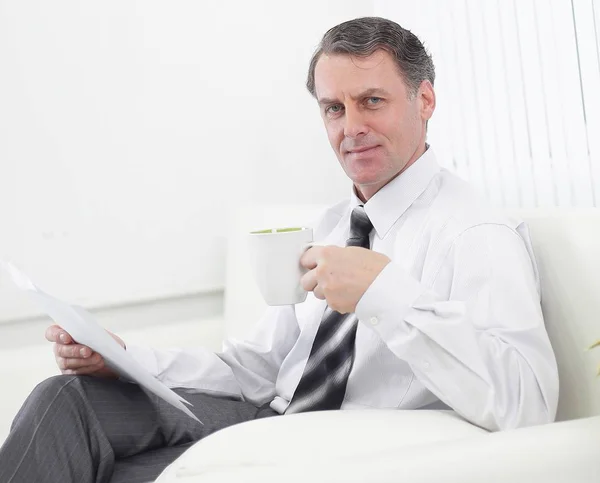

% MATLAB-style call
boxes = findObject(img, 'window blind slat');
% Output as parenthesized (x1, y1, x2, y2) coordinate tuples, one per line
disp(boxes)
(375, 0, 599, 207)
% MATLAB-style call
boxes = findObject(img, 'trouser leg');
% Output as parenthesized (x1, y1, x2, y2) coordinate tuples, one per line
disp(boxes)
(0, 375, 278, 483)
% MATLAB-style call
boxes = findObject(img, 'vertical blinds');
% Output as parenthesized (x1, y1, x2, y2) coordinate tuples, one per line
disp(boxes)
(375, 0, 600, 207)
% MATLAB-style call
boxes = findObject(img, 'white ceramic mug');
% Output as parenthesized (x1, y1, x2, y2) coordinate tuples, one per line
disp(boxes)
(248, 226, 314, 305)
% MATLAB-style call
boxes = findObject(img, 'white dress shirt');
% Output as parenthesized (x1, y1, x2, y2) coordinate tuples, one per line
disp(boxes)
(128, 148, 559, 431)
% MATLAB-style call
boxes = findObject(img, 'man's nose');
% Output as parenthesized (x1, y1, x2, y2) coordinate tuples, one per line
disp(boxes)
(343, 106, 369, 138)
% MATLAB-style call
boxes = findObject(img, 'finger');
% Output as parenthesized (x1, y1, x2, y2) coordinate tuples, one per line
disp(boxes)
(301, 269, 318, 292)
(57, 353, 103, 370)
(300, 246, 323, 269)
(45, 325, 62, 343)
(313, 285, 325, 300)
(45, 325, 73, 344)
(55, 343, 93, 359)
(64, 361, 106, 376)
(57, 354, 102, 371)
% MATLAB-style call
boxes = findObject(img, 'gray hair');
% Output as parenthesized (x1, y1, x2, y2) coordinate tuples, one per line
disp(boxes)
(306, 17, 435, 99)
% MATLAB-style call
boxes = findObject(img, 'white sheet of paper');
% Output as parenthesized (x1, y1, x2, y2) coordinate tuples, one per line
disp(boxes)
(0, 260, 201, 423)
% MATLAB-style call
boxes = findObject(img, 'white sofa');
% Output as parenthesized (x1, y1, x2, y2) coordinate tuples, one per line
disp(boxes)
(155, 206, 600, 482)
(1, 207, 599, 482)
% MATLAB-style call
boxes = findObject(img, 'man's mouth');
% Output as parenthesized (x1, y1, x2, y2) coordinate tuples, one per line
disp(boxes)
(346, 145, 380, 155)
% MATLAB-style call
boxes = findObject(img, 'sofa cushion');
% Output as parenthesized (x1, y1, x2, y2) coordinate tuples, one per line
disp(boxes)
(155, 409, 487, 482)
(156, 413, 600, 483)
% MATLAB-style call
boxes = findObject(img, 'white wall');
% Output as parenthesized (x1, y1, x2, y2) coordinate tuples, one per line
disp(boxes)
(0, 0, 372, 321)
(6, 0, 594, 324)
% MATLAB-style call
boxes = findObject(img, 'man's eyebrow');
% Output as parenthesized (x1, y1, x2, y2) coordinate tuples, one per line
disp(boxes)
(317, 88, 392, 106)
(317, 97, 339, 106)
(352, 88, 391, 99)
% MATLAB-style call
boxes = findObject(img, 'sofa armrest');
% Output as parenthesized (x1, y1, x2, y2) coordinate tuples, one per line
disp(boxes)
(361, 415, 600, 483)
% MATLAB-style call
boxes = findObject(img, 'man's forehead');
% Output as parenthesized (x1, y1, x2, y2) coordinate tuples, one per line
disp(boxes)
(314, 50, 402, 100)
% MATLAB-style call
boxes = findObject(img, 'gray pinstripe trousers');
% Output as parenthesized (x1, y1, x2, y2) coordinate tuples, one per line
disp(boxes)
(0, 375, 278, 483)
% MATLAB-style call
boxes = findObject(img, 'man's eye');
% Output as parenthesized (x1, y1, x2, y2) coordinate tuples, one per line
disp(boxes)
(366, 97, 382, 105)
(326, 104, 343, 114)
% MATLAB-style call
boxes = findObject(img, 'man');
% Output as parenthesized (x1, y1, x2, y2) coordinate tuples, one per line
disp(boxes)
(0, 16, 559, 483)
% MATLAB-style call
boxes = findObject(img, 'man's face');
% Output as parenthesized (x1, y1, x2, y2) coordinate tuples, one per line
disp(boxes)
(314, 50, 435, 200)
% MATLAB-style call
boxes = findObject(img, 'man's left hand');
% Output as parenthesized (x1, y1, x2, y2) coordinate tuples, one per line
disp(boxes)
(300, 245, 391, 314)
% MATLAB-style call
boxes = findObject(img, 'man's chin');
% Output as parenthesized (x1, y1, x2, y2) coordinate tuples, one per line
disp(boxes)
(351, 176, 388, 199)
(349, 172, 387, 187)
(349, 168, 402, 198)
(344, 158, 390, 182)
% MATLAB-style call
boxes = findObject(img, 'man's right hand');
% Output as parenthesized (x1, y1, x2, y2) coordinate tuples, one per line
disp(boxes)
(45, 325, 126, 379)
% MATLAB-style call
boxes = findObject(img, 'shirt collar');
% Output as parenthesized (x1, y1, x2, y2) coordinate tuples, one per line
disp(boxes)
(349, 146, 441, 239)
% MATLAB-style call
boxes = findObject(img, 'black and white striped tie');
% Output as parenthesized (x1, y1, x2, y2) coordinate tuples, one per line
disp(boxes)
(286, 205, 373, 414)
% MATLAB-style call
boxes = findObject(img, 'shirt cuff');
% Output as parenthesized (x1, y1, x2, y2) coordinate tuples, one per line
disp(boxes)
(355, 262, 425, 341)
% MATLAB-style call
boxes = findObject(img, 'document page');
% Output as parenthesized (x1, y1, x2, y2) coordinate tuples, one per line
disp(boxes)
(0, 261, 201, 423)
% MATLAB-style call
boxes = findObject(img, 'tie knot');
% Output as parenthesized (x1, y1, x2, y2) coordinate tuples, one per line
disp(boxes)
(347, 205, 373, 248)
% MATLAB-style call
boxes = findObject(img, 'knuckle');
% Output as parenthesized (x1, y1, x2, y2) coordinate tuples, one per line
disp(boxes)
(322, 246, 334, 257)
(56, 345, 65, 357)
(65, 357, 83, 370)
(71, 346, 83, 358)
(315, 263, 327, 278)
(58, 345, 70, 358)
(328, 279, 341, 292)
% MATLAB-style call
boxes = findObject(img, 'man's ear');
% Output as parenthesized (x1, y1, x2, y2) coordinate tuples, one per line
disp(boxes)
(419, 80, 436, 122)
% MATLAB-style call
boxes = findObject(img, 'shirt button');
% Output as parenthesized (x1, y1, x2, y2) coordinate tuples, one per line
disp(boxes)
(369, 316, 379, 326)
(423, 361, 431, 371)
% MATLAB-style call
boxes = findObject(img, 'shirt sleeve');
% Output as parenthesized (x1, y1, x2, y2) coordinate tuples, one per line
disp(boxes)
(355, 223, 559, 431)
(125, 305, 300, 406)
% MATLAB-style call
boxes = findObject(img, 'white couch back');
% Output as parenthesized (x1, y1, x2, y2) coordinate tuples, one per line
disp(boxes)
(224, 206, 600, 421)
(517, 210, 600, 421)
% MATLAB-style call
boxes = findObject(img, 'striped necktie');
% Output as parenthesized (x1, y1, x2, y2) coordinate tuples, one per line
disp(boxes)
(286, 205, 373, 414)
